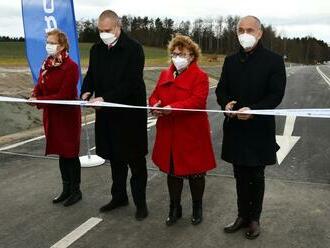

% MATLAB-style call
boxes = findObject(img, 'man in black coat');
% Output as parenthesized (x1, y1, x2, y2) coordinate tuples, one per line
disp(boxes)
(81, 10, 148, 220)
(215, 16, 286, 239)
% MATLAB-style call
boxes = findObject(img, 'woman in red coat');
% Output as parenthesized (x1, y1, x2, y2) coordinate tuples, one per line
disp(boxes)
(149, 34, 216, 225)
(29, 29, 82, 207)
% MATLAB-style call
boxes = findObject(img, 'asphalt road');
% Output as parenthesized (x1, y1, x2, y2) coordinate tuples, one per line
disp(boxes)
(0, 65, 329, 248)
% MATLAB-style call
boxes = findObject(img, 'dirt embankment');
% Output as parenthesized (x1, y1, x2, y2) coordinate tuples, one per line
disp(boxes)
(0, 69, 42, 140)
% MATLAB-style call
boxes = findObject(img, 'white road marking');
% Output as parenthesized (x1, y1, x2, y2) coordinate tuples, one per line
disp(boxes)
(283, 116, 296, 136)
(276, 116, 301, 165)
(0, 135, 45, 151)
(316, 66, 330, 87)
(209, 77, 218, 89)
(0, 120, 95, 151)
(50, 217, 102, 248)
(148, 171, 159, 182)
(0, 150, 57, 160)
(147, 117, 157, 131)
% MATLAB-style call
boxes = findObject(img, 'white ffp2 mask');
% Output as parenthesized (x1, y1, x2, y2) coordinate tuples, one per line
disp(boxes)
(45, 43, 58, 56)
(238, 33, 257, 50)
(100, 32, 117, 46)
(172, 57, 189, 71)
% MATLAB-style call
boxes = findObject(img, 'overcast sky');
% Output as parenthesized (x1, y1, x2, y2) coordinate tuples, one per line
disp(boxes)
(0, 0, 329, 43)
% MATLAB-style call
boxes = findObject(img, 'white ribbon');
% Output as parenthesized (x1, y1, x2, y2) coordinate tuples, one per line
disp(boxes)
(1, 96, 330, 118)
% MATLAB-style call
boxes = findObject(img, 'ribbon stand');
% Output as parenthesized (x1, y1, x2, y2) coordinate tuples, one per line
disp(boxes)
(79, 108, 105, 167)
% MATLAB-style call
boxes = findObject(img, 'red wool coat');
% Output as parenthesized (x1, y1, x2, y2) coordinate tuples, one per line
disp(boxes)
(149, 62, 216, 176)
(33, 57, 81, 158)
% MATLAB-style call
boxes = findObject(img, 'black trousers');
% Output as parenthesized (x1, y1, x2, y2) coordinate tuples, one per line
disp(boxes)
(233, 165, 265, 222)
(59, 157, 81, 189)
(109, 156, 148, 207)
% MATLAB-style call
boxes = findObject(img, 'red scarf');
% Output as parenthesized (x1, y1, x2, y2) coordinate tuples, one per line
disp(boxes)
(40, 50, 69, 83)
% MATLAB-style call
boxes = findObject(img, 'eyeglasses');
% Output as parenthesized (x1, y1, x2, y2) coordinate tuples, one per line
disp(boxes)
(170, 52, 192, 58)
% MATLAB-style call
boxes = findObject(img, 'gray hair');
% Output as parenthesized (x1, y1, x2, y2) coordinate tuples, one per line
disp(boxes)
(237, 16, 262, 30)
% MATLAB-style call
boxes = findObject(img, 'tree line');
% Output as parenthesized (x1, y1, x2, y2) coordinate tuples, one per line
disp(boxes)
(0, 36, 24, 42)
(77, 15, 330, 64)
(1, 15, 329, 65)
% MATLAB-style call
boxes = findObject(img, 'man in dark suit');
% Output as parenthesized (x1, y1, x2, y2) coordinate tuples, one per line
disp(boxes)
(81, 10, 148, 220)
(216, 16, 286, 239)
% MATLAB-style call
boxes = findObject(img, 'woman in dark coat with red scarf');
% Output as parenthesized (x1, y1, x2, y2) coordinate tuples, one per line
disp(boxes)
(149, 35, 216, 226)
(29, 29, 82, 207)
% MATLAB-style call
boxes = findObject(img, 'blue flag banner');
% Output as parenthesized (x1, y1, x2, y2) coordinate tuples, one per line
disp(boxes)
(21, 0, 82, 94)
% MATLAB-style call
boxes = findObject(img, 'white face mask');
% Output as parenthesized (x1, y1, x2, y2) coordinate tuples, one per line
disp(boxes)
(238, 33, 257, 50)
(172, 57, 189, 71)
(45, 43, 58, 56)
(100, 32, 117, 46)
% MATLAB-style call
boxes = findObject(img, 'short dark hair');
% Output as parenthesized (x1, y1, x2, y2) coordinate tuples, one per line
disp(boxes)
(98, 10, 121, 26)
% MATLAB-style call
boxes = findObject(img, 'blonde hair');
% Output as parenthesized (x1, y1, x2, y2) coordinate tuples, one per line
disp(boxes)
(47, 29, 69, 51)
(168, 34, 201, 62)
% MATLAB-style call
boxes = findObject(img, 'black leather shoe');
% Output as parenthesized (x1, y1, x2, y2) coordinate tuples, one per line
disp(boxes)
(53, 182, 70, 203)
(245, 221, 261, 239)
(63, 190, 82, 207)
(99, 199, 129, 212)
(166, 203, 182, 226)
(135, 204, 149, 221)
(224, 217, 249, 233)
(191, 201, 203, 225)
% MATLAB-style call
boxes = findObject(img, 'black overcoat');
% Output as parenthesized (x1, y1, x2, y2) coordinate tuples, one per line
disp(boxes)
(81, 31, 148, 161)
(215, 42, 286, 166)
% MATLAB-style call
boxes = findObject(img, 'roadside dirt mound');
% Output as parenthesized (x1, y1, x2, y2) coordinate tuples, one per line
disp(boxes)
(0, 69, 41, 137)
